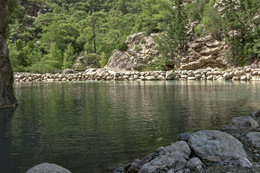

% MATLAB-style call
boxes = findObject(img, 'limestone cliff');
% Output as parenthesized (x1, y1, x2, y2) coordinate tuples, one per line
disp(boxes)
(0, 0, 18, 109)
(105, 32, 159, 71)
(106, 32, 228, 71)
(180, 35, 227, 70)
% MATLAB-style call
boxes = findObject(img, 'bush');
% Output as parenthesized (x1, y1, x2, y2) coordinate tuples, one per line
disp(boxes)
(134, 45, 142, 51)
(99, 52, 109, 68)
(117, 42, 128, 51)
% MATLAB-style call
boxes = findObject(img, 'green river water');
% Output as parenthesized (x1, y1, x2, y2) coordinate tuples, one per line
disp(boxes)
(0, 80, 259, 173)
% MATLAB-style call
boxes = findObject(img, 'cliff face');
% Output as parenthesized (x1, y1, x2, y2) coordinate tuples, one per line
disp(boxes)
(106, 33, 228, 71)
(0, 0, 18, 109)
(105, 32, 159, 71)
(180, 35, 227, 70)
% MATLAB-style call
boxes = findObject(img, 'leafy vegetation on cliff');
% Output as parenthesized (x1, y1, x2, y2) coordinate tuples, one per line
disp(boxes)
(8, 0, 260, 72)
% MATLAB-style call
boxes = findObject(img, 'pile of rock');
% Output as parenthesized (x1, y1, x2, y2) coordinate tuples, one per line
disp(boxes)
(114, 111, 260, 173)
(14, 67, 260, 83)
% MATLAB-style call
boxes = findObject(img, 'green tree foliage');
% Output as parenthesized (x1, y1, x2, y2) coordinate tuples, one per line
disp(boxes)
(219, 0, 260, 64)
(7, 0, 260, 72)
(63, 44, 75, 69)
(45, 42, 63, 70)
(155, 0, 189, 70)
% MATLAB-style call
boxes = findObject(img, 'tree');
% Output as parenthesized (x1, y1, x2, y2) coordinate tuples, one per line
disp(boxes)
(155, 0, 189, 70)
(219, 0, 260, 64)
(45, 42, 63, 70)
(63, 44, 75, 69)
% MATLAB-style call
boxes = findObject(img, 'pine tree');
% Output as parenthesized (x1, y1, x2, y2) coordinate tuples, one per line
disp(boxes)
(46, 42, 63, 70)
(63, 44, 75, 69)
(155, 0, 189, 70)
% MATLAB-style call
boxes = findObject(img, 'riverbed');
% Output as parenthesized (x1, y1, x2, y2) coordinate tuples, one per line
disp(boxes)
(0, 80, 259, 173)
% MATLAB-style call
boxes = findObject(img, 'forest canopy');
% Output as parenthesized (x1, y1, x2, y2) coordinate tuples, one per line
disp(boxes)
(8, 0, 260, 73)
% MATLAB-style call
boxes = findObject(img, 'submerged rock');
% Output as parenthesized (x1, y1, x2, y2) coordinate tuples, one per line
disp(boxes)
(26, 163, 71, 173)
(188, 130, 248, 162)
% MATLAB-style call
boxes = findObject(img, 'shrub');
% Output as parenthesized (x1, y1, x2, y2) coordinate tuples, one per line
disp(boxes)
(117, 42, 128, 51)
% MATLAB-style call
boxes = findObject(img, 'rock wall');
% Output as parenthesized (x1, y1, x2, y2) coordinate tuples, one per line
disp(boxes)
(106, 33, 228, 71)
(180, 35, 228, 70)
(0, 0, 18, 109)
(105, 32, 159, 71)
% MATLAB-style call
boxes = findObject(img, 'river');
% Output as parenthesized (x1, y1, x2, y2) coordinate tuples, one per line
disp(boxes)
(0, 81, 259, 173)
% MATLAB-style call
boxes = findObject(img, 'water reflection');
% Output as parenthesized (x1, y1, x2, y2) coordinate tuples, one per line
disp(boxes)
(0, 81, 259, 173)
(0, 108, 16, 173)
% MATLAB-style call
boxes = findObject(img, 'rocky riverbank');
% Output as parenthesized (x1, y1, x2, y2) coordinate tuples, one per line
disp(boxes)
(14, 66, 260, 83)
(113, 111, 260, 173)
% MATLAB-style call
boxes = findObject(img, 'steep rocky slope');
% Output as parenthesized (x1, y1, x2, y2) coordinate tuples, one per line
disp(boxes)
(105, 32, 159, 71)
(106, 32, 228, 71)
(180, 35, 227, 70)
(0, 0, 18, 109)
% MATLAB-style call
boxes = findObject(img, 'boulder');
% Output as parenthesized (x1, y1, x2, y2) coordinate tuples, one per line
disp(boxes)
(139, 141, 191, 173)
(26, 163, 71, 173)
(246, 132, 260, 148)
(188, 130, 247, 162)
(230, 116, 258, 131)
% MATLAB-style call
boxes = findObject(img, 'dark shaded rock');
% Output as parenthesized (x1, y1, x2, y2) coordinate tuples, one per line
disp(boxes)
(113, 166, 125, 173)
(0, 1, 18, 109)
(177, 133, 190, 142)
(128, 153, 159, 173)
(251, 110, 260, 119)
(26, 163, 71, 173)
(0, 0, 9, 38)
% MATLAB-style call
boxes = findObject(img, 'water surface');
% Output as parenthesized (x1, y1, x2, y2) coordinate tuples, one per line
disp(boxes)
(0, 81, 259, 173)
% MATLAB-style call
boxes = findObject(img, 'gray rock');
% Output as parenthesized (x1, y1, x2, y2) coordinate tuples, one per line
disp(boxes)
(186, 157, 202, 170)
(230, 116, 258, 131)
(26, 163, 71, 173)
(167, 168, 175, 173)
(139, 141, 191, 173)
(188, 130, 247, 162)
(238, 158, 252, 168)
(246, 132, 260, 148)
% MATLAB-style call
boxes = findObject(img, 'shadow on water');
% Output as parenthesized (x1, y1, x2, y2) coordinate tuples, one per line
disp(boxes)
(0, 108, 16, 173)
